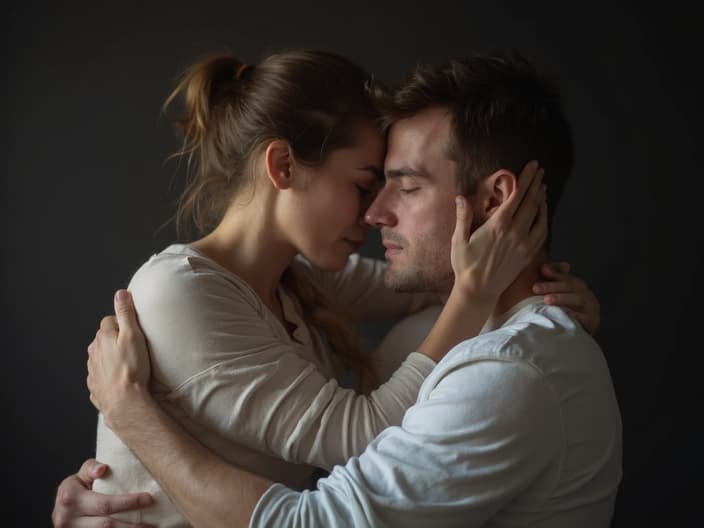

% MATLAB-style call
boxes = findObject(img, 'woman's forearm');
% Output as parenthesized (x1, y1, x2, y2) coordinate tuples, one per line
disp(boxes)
(104, 385, 271, 528)
(416, 288, 495, 362)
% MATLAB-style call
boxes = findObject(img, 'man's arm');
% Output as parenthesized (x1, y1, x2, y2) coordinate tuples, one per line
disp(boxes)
(86, 291, 272, 528)
(104, 384, 271, 528)
(252, 359, 562, 527)
(51, 401, 272, 528)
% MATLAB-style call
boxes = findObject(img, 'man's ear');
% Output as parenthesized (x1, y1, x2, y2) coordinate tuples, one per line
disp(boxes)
(480, 169, 518, 218)
(264, 140, 293, 190)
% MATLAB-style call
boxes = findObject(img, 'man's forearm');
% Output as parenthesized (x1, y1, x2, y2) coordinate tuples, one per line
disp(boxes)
(104, 385, 272, 528)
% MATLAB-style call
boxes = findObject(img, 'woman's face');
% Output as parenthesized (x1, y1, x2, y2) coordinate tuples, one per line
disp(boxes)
(281, 121, 385, 271)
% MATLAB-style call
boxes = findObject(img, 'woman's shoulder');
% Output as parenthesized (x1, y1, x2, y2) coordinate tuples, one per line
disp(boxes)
(128, 243, 262, 311)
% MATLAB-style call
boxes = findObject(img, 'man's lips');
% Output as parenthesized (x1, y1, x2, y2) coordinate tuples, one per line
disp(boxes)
(382, 241, 402, 250)
(382, 241, 402, 258)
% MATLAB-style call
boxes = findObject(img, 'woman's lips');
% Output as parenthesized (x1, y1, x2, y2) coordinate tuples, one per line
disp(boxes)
(344, 238, 364, 252)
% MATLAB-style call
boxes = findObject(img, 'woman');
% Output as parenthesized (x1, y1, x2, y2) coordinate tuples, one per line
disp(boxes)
(53, 49, 598, 527)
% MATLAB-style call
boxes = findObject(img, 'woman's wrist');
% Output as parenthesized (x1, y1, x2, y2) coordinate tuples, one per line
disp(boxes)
(450, 275, 498, 308)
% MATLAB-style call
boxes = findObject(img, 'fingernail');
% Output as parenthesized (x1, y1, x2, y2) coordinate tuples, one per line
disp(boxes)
(455, 196, 464, 208)
(532, 284, 543, 293)
(139, 493, 154, 506)
(115, 290, 129, 305)
(92, 463, 106, 476)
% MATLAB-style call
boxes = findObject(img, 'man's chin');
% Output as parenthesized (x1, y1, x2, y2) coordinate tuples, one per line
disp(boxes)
(383, 269, 420, 293)
(383, 266, 452, 294)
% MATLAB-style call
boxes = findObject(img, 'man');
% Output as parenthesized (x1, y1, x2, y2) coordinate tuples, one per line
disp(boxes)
(54, 51, 620, 527)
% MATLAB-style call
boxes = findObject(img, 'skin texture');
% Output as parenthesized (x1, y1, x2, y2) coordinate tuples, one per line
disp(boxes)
(368, 107, 459, 293)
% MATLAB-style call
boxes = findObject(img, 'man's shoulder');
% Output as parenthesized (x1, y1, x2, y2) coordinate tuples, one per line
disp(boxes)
(421, 299, 605, 397)
(460, 299, 596, 359)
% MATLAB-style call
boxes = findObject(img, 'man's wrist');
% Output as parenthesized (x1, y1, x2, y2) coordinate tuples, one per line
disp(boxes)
(102, 382, 151, 431)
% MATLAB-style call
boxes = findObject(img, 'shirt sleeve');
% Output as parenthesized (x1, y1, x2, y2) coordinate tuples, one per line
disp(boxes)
(129, 254, 437, 472)
(251, 359, 563, 527)
(292, 254, 439, 322)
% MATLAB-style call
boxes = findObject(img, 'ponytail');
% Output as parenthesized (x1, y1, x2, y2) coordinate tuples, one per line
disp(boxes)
(163, 54, 251, 235)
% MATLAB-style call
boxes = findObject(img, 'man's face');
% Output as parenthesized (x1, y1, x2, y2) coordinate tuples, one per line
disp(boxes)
(365, 107, 461, 295)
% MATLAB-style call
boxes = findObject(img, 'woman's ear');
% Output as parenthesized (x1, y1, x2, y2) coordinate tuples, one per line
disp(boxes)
(264, 140, 293, 190)
(481, 169, 518, 218)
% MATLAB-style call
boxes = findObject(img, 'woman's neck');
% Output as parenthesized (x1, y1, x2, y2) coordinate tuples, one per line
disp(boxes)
(192, 201, 296, 310)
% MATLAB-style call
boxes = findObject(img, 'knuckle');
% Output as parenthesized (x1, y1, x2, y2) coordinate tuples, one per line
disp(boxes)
(60, 488, 75, 507)
(82, 458, 98, 471)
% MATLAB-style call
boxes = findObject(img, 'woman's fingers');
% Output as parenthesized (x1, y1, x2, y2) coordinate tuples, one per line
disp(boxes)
(540, 261, 571, 278)
(499, 160, 540, 220)
(533, 278, 587, 295)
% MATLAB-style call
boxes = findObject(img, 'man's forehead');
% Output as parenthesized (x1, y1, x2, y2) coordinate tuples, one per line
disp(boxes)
(385, 108, 453, 172)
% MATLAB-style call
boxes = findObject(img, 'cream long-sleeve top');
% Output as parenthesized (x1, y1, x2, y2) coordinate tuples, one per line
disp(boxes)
(252, 297, 623, 527)
(94, 244, 437, 527)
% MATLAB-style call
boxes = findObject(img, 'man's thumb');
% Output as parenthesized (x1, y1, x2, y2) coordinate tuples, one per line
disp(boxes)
(114, 289, 137, 328)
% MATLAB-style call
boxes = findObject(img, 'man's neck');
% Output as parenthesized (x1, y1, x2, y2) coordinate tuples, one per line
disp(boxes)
(493, 257, 544, 319)
(438, 251, 546, 319)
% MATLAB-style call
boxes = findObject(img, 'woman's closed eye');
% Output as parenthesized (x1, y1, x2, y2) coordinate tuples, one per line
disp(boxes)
(356, 184, 374, 197)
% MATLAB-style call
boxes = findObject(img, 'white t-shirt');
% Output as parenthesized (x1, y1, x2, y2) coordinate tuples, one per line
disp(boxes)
(94, 244, 437, 527)
(252, 296, 623, 527)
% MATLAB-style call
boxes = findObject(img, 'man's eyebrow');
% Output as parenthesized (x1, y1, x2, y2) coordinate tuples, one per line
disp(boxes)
(356, 165, 384, 180)
(385, 166, 430, 179)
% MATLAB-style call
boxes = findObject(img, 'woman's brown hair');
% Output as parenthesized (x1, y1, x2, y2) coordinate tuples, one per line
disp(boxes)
(164, 49, 383, 389)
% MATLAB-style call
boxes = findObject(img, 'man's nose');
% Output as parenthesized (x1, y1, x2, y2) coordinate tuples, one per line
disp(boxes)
(362, 191, 396, 229)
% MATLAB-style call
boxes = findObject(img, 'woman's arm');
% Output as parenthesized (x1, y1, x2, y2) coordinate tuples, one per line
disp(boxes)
(127, 258, 434, 471)
(533, 261, 601, 335)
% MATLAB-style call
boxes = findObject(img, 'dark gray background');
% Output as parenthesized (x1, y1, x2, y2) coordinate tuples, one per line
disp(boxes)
(5, 1, 702, 525)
